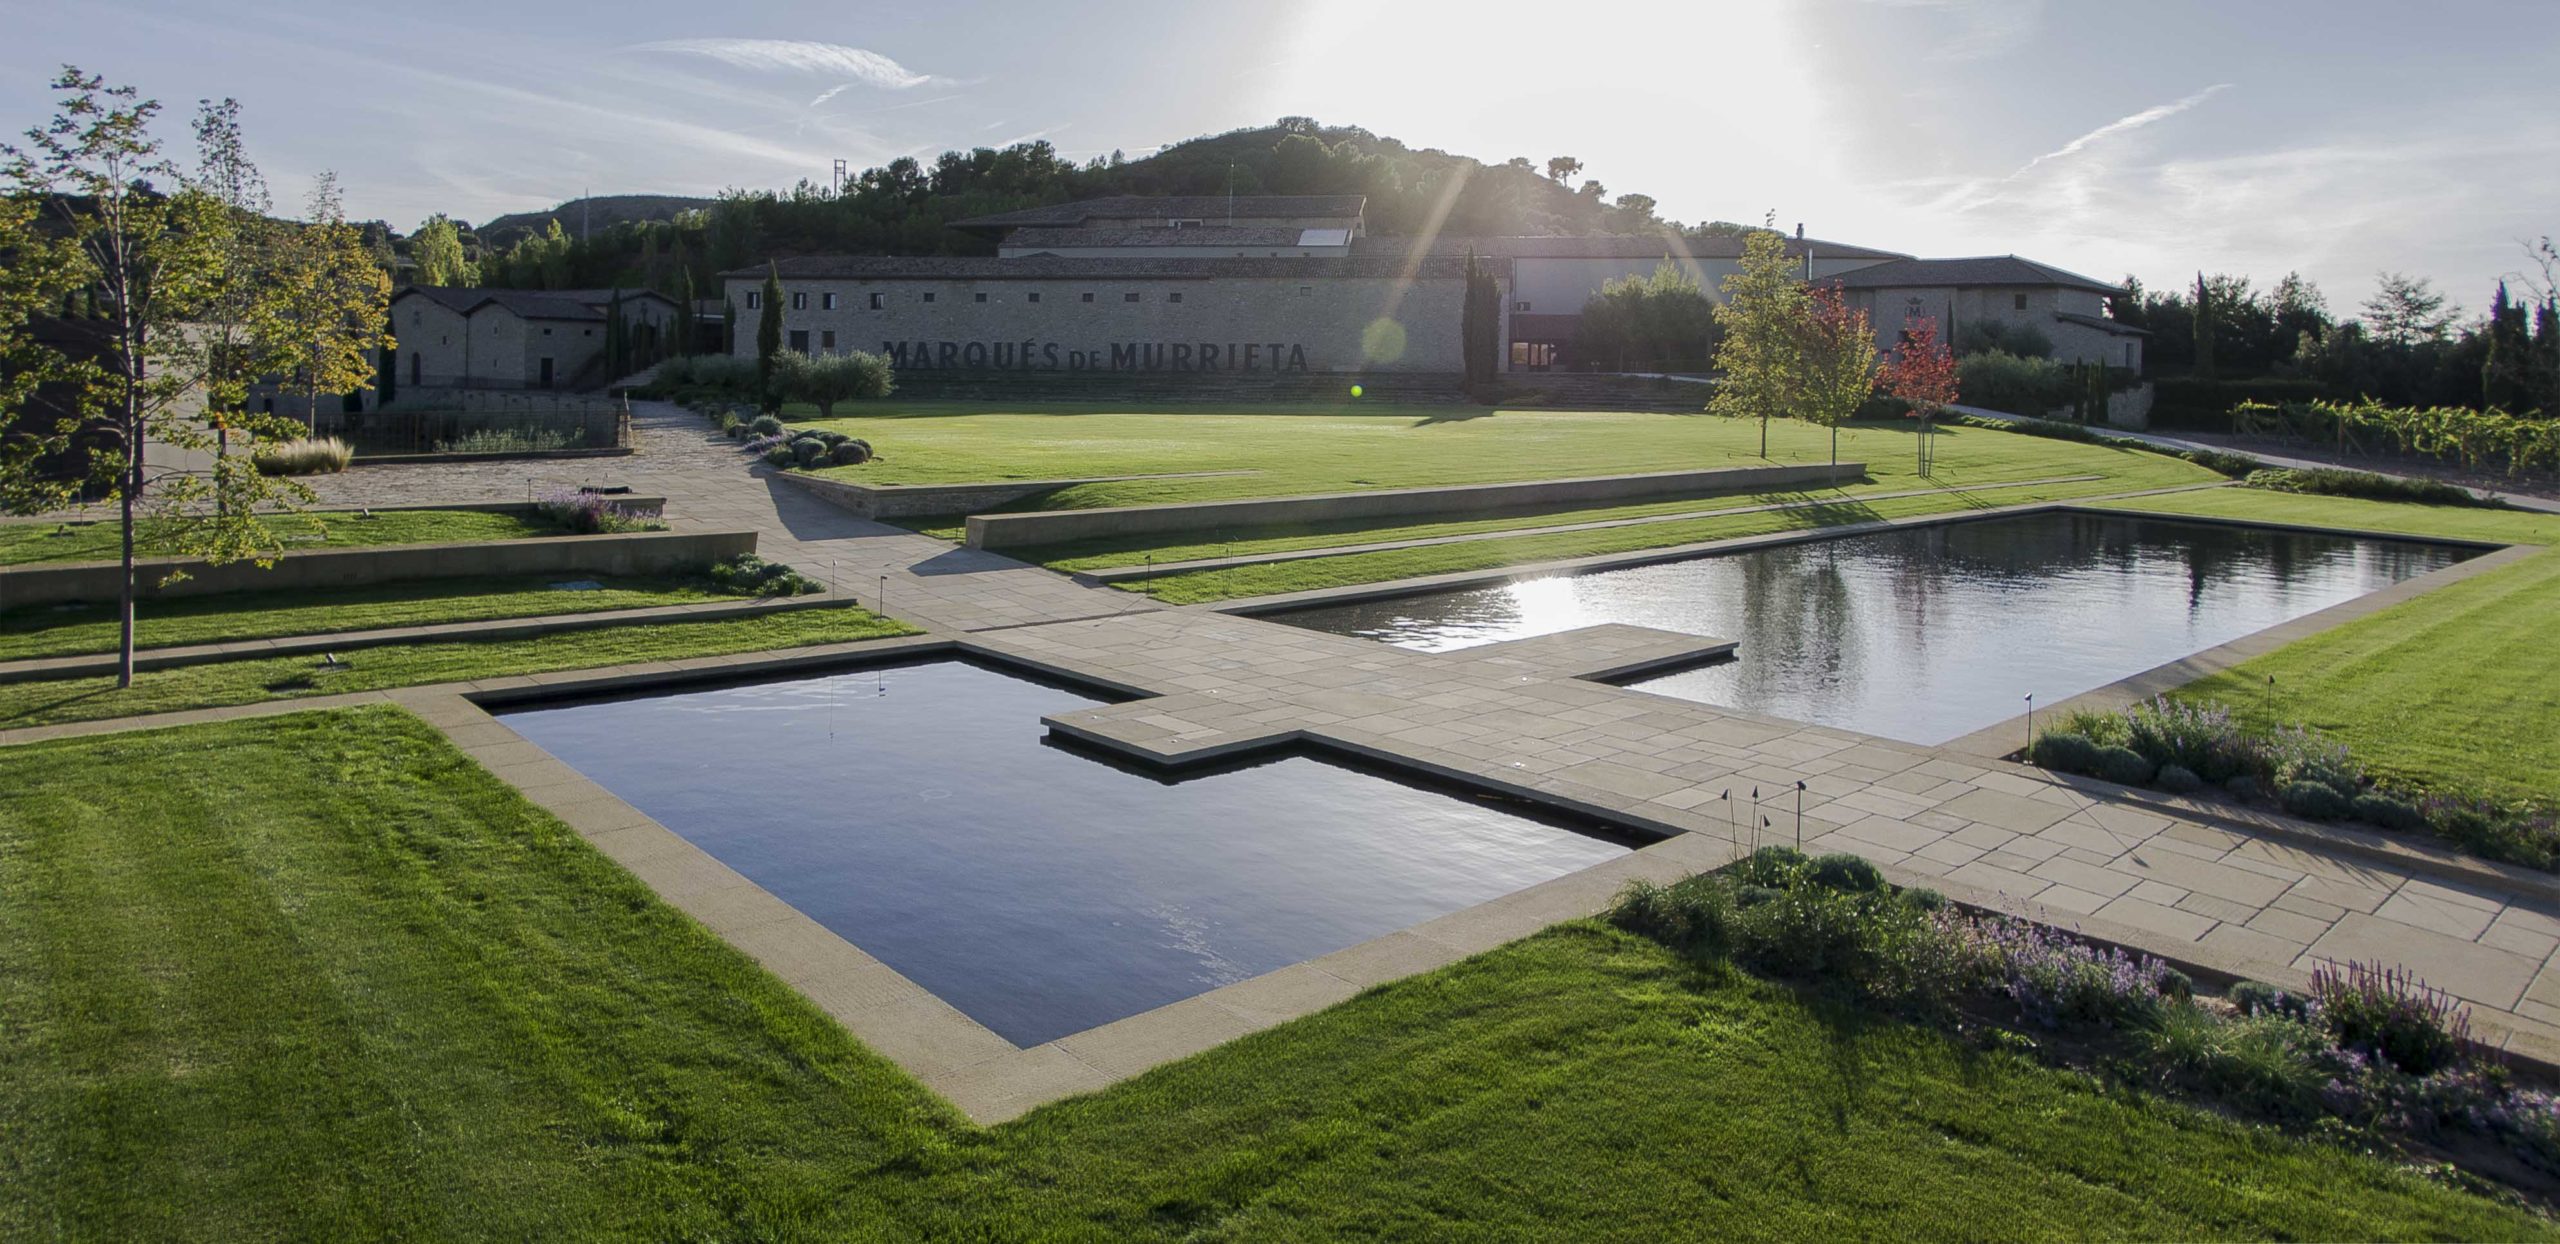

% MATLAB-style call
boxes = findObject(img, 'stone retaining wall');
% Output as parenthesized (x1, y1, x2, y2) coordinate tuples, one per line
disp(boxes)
(0, 529, 754, 608)
(771, 469, 1248, 520)
(962, 463, 1865, 551)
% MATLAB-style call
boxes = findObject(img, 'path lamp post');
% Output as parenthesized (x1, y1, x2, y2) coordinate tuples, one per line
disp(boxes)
(2023, 693, 2035, 754)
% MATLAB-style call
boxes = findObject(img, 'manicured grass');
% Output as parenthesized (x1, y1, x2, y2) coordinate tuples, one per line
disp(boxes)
(2094, 488, 2560, 804)
(0, 606, 915, 728)
(1134, 460, 2213, 604)
(2, 708, 2541, 1238)
(0, 508, 565, 566)
(804, 402, 2211, 510)
(0, 574, 744, 662)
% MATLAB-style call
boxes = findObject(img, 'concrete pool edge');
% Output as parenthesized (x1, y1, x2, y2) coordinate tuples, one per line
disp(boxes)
(443, 633, 1724, 1124)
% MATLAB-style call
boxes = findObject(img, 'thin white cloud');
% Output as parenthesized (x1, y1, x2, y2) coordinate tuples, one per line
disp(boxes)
(627, 38, 939, 89)
(2010, 83, 2230, 178)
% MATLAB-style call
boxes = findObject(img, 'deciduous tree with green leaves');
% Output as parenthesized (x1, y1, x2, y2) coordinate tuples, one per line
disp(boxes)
(262, 172, 391, 430)
(4, 67, 323, 686)
(0, 193, 94, 512)
(1707, 220, 1807, 457)
(410, 213, 476, 285)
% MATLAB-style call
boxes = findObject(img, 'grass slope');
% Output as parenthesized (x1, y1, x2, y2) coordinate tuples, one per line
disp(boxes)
(0, 574, 741, 662)
(0, 708, 2539, 1239)
(2094, 488, 2560, 804)
(805, 404, 2210, 509)
(0, 606, 914, 729)
(0, 509, 564, 566)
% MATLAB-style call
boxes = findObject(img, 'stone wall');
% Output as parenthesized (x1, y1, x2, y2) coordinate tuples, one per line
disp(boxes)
(727, 273, 1469, 374)
(0, 528, 748, 608)
(963, 463, 1867, 551)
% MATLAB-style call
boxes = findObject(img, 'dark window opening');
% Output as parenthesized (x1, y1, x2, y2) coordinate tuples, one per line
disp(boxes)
(1081, 292, 1095, 303)
(974, 292, 988, 303)
(788, 329, 809, 353)
(1124, 292, 1140, 302)
(1168, 291, 1183, 303)
(821, 330, 836, 351)
(1027, 292, 1040, 303)
(869, 292, 886, 310)
(2013, 293, 2028, 310)
(792, 292, 808, 310)
(922, 292, 936, 303)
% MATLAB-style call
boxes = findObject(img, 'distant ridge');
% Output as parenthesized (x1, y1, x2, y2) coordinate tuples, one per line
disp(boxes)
(475, 194, 715, 247)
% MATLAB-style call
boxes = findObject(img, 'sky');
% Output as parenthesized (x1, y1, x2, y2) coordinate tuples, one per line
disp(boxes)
(3, 0, 2554, 317)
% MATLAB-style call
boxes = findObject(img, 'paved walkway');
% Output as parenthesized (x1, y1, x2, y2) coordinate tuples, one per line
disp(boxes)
(23, 399, 2560, 1100)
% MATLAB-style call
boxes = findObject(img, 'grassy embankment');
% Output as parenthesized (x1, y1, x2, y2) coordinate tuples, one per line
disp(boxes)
(0, 606, 915, 729)
(2093, 488, 2560, 805)
(0, 508, 565, 566)
(1, 705, 2541, 1239)
(793, 405, 2225, 600)
(0, 574, 753, 662)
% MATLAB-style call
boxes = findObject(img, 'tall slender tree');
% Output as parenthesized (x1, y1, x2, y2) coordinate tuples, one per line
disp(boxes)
(263, 173, 392, 431)
(4, 68, 320, 686)
(1795, 282, 1879, 479)
(1708, 220, 1808, 457)
(2190, 271, 2215, 377)
(757, 262, 784, 383)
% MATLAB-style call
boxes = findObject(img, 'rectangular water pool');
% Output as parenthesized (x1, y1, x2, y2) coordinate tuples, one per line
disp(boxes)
(1272, 512, 2477, 745)
(499, 658, 1630, 1046)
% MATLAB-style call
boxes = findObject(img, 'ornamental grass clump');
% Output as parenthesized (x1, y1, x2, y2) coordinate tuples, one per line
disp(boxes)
(250, 436, 353, 476)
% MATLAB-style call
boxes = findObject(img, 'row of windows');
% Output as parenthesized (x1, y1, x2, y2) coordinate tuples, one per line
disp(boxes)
(744, 287, 1318, 311)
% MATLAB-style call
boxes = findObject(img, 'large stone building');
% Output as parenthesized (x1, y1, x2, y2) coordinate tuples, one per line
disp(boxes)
(722, 195, 2140, 381)
(390, 286, 680, 390)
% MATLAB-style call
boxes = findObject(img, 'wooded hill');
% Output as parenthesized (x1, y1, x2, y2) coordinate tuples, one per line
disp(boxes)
(446, 118, 1740, 295)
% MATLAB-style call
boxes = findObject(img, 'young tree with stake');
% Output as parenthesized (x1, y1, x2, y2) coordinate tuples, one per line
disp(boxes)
(1708, 220, 1807, 457)
(1795, 282, 1879, 481)
(1881, 314, 1960, 475)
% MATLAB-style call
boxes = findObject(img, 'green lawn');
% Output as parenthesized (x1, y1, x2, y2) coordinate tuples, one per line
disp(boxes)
(803, 403, 2208, 509)
(0, 606, 915, 729)
(0, 508, 567, 566)
(2093, 489, 2560, 804)
(804, 405, 2224, 600)
(0, 573, 747, 662)
(2, 707, 2540, 1239)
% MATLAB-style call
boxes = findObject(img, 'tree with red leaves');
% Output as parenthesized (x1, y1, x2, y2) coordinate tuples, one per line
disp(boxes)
(1882, 313, 1959, 474)
(1796, 281, 1879, 481)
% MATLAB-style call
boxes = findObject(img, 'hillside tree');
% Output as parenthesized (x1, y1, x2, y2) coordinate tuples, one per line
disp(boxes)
(2362, 272, 2454, 347)
(411, 213, 476, 285)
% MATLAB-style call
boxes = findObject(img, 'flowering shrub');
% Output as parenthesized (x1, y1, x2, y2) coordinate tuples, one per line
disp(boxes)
(2311, 961, 2471, 1076)
(1611, 865, 2556, 1188)
(534, 488, 660, 535)
(707, 553, 822, 597)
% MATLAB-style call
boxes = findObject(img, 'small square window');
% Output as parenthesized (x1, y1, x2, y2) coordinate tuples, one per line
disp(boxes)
(582, 328, 592, 337)
(821, 330, 836, 350)
(2013, 293, 2028, 310)
(1124, 292, 1141, 303)
(869, 292, 886, 310)
(1027, 292, 1040, 303)
(974, 292, 988, 303)
(1081, 292, 1095, 303)
(922, 292, 936, 303)
(1168, 291, 1183, 303)
(542, 327, 552, 336)
(746, 291, 761, 309)
(791, 292, 807, 310)
(1513, 301, 1531, 312)
(822, 293, 838, 310)
(1299, 286, 1312, 296)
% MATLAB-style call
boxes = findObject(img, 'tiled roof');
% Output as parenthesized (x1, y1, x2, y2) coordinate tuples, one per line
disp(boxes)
(950, 195, 1368, 231)
(2057, 310, 2147, 336)
(720, 253, 1487, 281)
(1826, 256, 2125, 294)
(391, 286, 678, 322)
(1351, 233, 1909, 262)
(1001, 225, 1333, 249)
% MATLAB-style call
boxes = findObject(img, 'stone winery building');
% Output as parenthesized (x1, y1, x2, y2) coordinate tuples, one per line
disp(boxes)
(390, 286, 682, 390)
(721, 195, 2140, 381)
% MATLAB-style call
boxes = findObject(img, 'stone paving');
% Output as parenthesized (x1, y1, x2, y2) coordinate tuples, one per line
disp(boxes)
(15, 398, 2560, 1121)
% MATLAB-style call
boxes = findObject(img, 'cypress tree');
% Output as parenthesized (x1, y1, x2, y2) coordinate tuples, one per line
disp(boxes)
(673, 267, 696, 358)
(2191, 272, 2214, 376)
(757, 262, 784, 382)
(376, 309, 397, 406)
(605, 287, 626, 377)
(724, 294, 739, 355)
